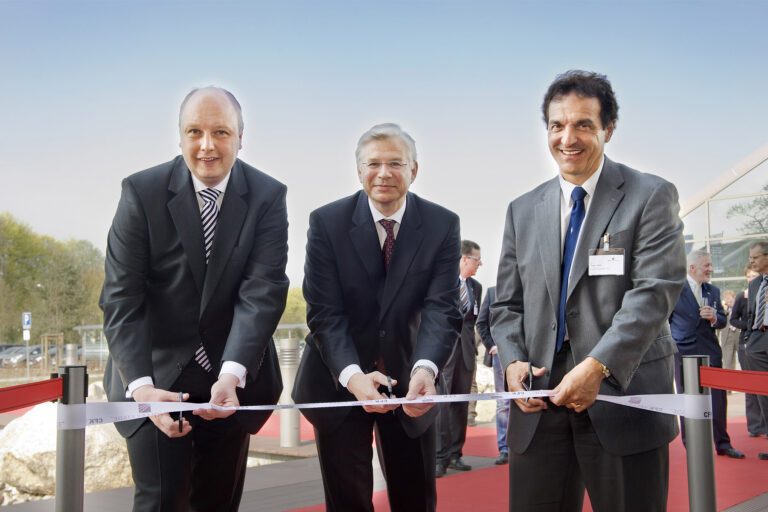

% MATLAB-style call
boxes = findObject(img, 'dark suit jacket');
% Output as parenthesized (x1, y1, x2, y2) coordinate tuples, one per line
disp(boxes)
(730, 291, 750, 344)
(456, 277, 482, 371)
(292, 191, 462, 438)
(476, 286, 496, 352)
(746, 276, 768, 353)
(100, 156, 289, 437)
(669, 283, 727, 366)
(491, 157, 686, 456)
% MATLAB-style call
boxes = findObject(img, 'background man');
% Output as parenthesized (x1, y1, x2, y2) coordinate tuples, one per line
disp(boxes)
(670, 249, 743, 458)
(475, 285, 510, 465)
(731, 266, 767, 437)
(744, 241, 768, 460)
(436, 240, 482, 477)
(719, 290, 739, 371)
(293, 123, 462, 511)
(100, 87, 289, 511)
(491, 70, 686, 511)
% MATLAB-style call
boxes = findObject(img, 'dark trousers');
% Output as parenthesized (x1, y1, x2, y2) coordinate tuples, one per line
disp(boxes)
(674, 351, 732, 450)
(508, 345, 669, 512)
(314, 406, 437, 512)
(435, 341, 473, 464)
(126, 362, 250, 512)
(745, 346, 768, 434)
(738, 343, 768, 434)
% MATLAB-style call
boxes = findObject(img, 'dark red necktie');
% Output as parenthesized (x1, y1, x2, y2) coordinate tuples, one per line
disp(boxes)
(379, 219, 396, 270)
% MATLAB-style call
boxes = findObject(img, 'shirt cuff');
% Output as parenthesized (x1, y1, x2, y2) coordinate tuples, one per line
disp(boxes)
(412, 359, 439, 379)
(126, 376, 154, 399)
(339, 364, 364, 388)
(220, 361, 247, 388)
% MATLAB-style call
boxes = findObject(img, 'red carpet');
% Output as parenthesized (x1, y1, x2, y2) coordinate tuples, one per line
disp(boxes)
(281, 417, 768, 511)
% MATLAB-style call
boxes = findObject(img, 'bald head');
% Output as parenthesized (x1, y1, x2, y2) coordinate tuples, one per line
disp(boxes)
(179, 86, 244, 135)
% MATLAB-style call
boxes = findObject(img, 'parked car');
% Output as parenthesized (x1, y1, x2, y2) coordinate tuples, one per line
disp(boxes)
(0, 345, 42, 367)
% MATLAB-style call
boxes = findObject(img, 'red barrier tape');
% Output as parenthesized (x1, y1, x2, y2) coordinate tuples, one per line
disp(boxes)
(0, 378, 64, 414)
(699, 367, 768, 396)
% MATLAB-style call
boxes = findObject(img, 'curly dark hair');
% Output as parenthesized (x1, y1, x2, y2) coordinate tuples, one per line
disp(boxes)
(542, 70, 619, 130)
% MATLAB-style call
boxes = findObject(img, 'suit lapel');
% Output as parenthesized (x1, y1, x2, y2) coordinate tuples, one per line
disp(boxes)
(568, 158, 625, 297)
(534, 179, 562, 315)
(167, 158, 205, 297)
(201, 161, 249, 314)
(681, 284, 699, 312)
(380, 193, 424, 319)
(349, 192, 386, 304)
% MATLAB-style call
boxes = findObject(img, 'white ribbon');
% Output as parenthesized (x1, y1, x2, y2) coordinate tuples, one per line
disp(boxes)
(56, 391, 712, 430)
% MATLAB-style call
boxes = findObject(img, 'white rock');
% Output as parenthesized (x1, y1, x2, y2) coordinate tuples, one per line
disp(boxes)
(0, 402, 132, 496)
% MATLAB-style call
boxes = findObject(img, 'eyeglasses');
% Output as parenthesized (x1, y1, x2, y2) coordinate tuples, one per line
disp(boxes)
(465, 255, 482, 263)
(360, 161, 409, 171)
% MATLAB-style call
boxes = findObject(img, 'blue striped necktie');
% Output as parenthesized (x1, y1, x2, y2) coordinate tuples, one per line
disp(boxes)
(556, 186, 587, 353)
(194, 188, 220, 373)
(753, 275, 768, 330)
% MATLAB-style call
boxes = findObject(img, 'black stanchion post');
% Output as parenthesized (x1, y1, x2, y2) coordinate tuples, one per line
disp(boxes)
(682, 355, 716, 512)
(55, 365, 87, 512)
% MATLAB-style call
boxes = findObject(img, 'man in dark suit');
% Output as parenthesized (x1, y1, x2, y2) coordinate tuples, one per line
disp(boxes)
(491, 70, 686, 511)
(744, 240, 768, 460)
(292, 123, 462, 511)
(100, 87, 288, 511)
(435, 240, 482, 477)
(475, 285, 510, 465)
(731, 266, 767, 437)
(669, 249, 743, 458)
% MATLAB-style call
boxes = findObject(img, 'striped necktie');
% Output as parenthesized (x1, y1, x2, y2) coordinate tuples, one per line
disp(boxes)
(195, 187, 220, 373)
(460, 280, 469, 312)
(753, 275, 768, 330)
(200, 188, 221, 264)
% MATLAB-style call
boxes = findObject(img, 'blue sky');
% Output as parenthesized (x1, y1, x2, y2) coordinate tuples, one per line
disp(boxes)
(2, 0, 767, 285)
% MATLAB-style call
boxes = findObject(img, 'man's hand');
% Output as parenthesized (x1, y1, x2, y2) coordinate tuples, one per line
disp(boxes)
(347, 372, 399, 414)
(132, 385, 192, 438)
(699, 305, 717, 325)
(489, 346, 498, 355)
(505, 361, 548, 413)
(194, 373, 240, 421)
(550, 357, 605, 413)
(403, 368, 437, 418)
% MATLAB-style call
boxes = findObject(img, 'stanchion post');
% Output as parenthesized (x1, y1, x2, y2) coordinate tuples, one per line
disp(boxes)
(55, 365, 87, 512)
(682, 355, 716, 512)
(278, 337, 300, 448)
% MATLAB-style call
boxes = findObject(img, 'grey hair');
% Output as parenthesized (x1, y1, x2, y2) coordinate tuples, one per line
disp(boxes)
(355, 123, 417, 164)
(687, 249, 711, 266)
(179, 86, 244, 134)
(750, 240, 768, 255)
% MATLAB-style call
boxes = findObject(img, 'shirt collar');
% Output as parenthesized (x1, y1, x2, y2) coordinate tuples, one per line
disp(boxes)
(368, 196, 407, 225)
(558, 156, 604, 203)
(190, 169, 231, 195)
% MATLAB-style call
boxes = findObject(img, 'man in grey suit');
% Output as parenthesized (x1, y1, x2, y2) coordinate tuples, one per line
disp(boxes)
(744, 240, 768, 460)
(101, 87, 288, 511)
(491, 70, 686, 511)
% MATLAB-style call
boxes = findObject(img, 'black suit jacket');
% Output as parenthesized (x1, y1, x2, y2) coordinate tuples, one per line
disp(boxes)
(669, 283, 726, 366)
(100, 156, 289, 437)
(457, 277, 482, 371)
(746, 276, 768, 353)
(730, 291, 750, 344)
(292, 191, 462, 438)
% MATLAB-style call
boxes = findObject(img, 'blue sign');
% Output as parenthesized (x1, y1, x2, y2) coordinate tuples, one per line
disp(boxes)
(22, 312, 31, 329)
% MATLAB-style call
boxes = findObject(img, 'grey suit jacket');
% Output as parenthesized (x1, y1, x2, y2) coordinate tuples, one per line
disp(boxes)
(490, 157, 686, 456)
(100, 156, 289, 436)
(457, 277, 482, 371)
(746, 276, 768, 354)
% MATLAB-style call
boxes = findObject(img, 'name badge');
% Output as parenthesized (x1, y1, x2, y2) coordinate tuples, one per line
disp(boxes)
(474, 303, 479, 316)
(588, 248, 625, 276)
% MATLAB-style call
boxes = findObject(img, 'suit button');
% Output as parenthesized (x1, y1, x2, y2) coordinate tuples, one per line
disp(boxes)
(379, 330, 386, 338)
(177, 363, 183, 371)
(551, 322, 557, 330)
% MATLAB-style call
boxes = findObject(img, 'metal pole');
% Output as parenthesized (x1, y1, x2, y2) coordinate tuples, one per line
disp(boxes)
(55, 365, 87, 512)
(278, 337, 300, 448)
(682, 355, 716, 512)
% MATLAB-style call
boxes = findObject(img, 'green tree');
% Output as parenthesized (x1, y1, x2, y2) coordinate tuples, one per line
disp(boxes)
(727, 183, 768, 235)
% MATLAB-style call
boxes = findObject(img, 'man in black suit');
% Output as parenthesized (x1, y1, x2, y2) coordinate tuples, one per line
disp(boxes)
(435, 240, 482, 477)
(744, 240, 768, 460)
(731, 266, 767, 437)
(669, 249, 744, 458)
(100, 87, 288, 511)
(292, 123, 462, 511)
